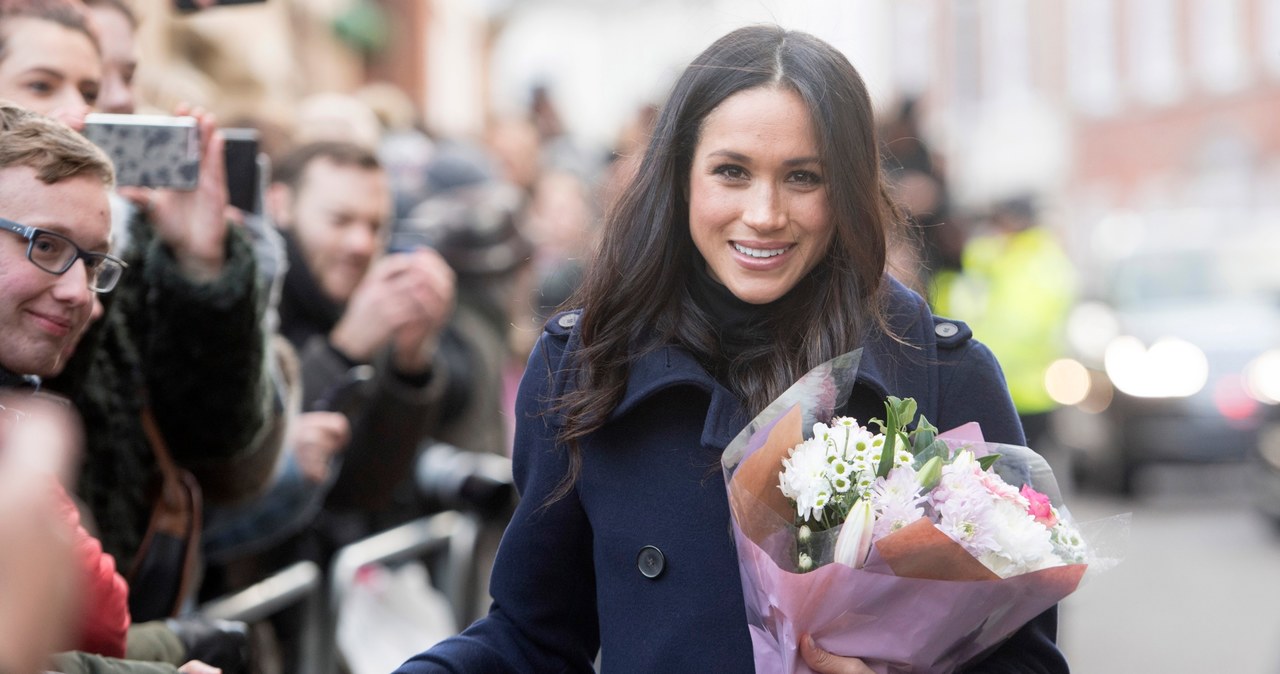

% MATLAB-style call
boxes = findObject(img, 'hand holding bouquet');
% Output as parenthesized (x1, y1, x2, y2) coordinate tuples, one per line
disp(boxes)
(722, 350, 1124, 674)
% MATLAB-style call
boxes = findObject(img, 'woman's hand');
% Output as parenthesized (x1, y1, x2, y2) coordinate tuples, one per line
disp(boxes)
(800, 634, 876, 674)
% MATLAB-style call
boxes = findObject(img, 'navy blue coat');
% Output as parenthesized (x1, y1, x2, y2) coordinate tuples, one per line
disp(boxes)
(396, 279, 1067, 673)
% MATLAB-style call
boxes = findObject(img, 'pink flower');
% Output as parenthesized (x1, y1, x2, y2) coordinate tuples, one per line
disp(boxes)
(1020, 484, 1058, 528)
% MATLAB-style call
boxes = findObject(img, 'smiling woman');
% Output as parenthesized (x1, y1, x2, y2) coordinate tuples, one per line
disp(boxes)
(0, 0, 102, 117)
(394, 24, 1069, 674)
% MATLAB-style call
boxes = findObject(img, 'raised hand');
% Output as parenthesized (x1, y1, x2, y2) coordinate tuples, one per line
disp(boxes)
(329, 248, 456, 374)
(141, 105, 230, 282)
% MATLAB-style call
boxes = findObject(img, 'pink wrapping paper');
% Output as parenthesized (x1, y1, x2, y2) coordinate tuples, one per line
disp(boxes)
(727, 407, 1086, 674)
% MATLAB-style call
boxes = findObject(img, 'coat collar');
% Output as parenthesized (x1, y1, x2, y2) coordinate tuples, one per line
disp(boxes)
(605, 277, 931, 450)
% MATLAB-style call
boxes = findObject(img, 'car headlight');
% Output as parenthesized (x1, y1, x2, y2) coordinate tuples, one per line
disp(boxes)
(1103, 336, 1208, 398)
(1245, 350, 1280, 404)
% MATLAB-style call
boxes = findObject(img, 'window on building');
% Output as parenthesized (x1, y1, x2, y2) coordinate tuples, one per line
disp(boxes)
(891, 0, 935, 97)
(1067, 0, 1120, 115)
(981, 0, 1033, 103)
(1127, 0, 1182, 105)
(1262, 0, 1280, 77)
(1191, 0, 1248, 93)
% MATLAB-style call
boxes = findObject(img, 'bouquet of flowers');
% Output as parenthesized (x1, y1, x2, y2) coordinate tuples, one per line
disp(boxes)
(722, 350, 1124, 674)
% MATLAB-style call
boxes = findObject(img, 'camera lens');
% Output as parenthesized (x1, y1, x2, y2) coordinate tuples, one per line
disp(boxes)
(415, 442, 515, 518)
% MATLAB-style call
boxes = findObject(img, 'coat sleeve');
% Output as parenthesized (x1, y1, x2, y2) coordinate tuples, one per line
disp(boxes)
(393, 332, 599, 673)
(136, 225, 275, 501)
(935, 339, 1069, 674)
(48, 652, 180, 674)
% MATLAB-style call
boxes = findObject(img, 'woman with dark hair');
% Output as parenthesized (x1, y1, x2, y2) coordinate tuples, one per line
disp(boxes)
(396, 25, 1066, 674)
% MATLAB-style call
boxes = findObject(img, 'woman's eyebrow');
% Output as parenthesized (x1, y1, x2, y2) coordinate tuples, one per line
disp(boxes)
(21, 67, 65, 80)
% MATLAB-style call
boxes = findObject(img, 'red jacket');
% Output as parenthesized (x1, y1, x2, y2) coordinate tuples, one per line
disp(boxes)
(52, 481, 131, 658)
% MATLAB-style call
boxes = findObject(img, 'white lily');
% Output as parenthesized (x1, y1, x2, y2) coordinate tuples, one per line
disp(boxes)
(833, 498, 876, 569)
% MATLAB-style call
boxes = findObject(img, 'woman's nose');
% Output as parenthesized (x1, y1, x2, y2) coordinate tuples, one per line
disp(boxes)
(741, 184, 786, 231)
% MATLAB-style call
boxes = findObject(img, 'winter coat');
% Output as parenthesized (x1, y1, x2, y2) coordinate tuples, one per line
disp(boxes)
(395, 278, 1067, 673)
(47, 212, 276, 589)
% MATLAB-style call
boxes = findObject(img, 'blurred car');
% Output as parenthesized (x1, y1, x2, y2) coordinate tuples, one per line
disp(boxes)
(1047, 243, 1280, 496)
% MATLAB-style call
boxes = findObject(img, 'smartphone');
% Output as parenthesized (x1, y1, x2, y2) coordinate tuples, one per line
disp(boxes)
(222, 128, 260, 213)
(83, 113, 200, 191)
(386, 230, 436, 255)
(174, 0, 266, 12)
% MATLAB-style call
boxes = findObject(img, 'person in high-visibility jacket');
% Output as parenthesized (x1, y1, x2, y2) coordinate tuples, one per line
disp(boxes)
(935, 196, 1077, 447)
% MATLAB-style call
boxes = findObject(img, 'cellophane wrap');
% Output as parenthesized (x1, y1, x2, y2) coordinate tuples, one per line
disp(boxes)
(722, 350, 1125, 674)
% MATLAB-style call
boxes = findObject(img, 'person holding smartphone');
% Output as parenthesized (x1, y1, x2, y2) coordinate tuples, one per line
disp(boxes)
(0, 0, 278, 646)
(0, 99, 228, 674)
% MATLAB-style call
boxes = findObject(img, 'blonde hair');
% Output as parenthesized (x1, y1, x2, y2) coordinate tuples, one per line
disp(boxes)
(0, 100, 115, 186)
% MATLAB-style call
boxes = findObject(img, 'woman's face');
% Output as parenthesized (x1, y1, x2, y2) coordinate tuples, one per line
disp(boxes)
(687, 86, 833, 305)
(0, 18, 101, 116)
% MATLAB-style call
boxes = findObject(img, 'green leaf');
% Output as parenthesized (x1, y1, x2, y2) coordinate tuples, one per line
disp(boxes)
(911, 416, 939, 454)
(911, 438, 950, 469)
(896, 398, 918, 427)
(977, 454, 1002, 471)
(877, 400, 899, 478)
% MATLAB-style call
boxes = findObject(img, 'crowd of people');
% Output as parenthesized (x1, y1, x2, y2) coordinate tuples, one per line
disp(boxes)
(0, 1, 1078, 673)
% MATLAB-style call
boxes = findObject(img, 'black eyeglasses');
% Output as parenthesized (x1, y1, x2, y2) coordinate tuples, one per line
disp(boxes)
(0, 217, 126, 293)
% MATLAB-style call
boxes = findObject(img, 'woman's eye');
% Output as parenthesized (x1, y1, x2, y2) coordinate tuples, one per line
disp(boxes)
(788, 171, 823, 186)
(81, 86, 99, 107)
(24, 80, 54, 96)
(714, 164, 748, 181)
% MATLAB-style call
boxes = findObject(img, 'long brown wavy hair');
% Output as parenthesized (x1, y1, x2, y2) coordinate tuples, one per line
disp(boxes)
(552, 25, 903, 497)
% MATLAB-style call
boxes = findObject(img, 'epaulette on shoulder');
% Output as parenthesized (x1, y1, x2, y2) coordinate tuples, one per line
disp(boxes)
(931, 315, 973, 349)
(544, 309, 583, 339)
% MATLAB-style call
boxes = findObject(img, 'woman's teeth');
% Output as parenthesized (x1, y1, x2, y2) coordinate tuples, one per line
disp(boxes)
(733, 243, 788, 258)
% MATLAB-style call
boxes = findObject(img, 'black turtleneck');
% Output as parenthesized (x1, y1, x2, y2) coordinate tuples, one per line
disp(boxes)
(687, 257, 818, 385)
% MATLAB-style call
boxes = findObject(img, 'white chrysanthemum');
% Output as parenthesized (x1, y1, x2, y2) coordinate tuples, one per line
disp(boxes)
(983, 498, 1055, 576)
(893, 448, 914, 469)
(779, 437, 835, 522)
(832, 416, 860, 428)
(828, 458, 855, 493)
(1050, 521, 1088, 564)
(843, 428, 880, 462)
(854, 473, 877, 500)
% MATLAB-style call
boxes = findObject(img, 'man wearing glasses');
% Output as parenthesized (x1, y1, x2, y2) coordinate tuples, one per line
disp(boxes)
(0, 102, 118, 384)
